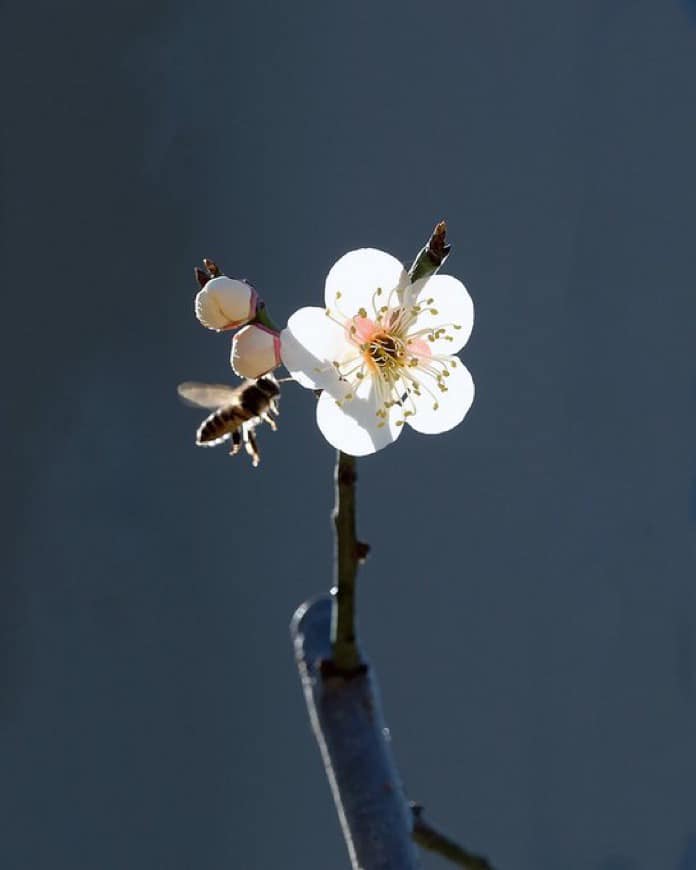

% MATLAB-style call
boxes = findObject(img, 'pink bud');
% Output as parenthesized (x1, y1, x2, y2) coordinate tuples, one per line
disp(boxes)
(195, 276, 259, 331)
(231, 324, 282, 379)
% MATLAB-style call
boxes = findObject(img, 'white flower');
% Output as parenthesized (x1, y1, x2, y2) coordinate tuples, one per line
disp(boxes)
(195, 276, 259, 331)
(231, 323, 282, 379)
(281, 248, 474, 456)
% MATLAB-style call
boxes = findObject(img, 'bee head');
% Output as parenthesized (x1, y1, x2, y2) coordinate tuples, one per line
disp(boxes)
(255, 375, 280, 399)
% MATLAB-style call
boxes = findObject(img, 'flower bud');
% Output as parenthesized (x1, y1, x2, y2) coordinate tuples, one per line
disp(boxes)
(231, 324, 281, 379)
(195, 276, 259, 331)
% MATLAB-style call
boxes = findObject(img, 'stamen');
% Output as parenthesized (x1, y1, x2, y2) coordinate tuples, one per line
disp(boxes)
(370, 286, 383, 318)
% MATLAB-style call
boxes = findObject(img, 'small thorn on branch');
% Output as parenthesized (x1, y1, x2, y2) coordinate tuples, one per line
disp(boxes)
(355, 541, 371, 563)
(411, 803, 496, 870)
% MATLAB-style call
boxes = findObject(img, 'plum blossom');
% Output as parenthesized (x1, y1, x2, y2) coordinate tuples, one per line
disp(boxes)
(195, 276, 259, 331)
(231, 323, 282, 379)
(281, 248, 474, 456)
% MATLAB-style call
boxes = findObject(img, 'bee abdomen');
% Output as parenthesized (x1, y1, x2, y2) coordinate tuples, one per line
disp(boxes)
(196, 407, 243, 445)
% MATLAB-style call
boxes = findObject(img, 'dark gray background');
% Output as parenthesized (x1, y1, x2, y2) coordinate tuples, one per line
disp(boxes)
(2, 1, 695, 868)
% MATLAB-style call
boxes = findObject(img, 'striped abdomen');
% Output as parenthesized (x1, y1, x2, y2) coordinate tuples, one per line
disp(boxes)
(196, 405, 248, 445)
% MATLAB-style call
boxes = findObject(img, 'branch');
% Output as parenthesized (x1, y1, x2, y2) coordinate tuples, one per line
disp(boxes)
(408, 220, 451, 282)
(329, 222, 450, 671)
(290, 223, 488, 870)
(330, 450, 364, 674)
(291, 598, 420, 870)
(411, 804, 496, 870)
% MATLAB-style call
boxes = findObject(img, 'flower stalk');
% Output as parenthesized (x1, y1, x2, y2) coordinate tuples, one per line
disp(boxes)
(327, 222, 455, 669)
(329, 450, 364, 673)
(253, 303, 281, 333)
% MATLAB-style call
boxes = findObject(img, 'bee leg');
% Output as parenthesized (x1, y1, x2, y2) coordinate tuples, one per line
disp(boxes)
(261, 411, 277, 431)
(229, 429, 242, 456)
(243, 427, 261, 467)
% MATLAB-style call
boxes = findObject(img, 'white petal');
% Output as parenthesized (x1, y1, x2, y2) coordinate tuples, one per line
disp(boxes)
(405, 357, 474, 435)
(407, 274, 474, 354)
(316, 379, 402, 456)
(280, 307, 355, 391)
(324, 249, 409, 316)
(195, 277, 257, 331)
(231, 324, 281, 379)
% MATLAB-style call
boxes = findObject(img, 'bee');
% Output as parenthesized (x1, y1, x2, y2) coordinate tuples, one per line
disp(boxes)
(177, 376, 280, 467)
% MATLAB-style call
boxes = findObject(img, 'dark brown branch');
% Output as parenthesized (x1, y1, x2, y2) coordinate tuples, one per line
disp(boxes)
(329, 450, 363, 673)
(411, 804, 496, 870)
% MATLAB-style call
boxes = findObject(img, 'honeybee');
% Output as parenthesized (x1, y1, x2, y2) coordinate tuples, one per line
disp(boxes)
(177, 376, 280, 467)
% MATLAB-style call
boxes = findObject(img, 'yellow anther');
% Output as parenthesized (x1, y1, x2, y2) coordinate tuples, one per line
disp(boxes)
(358, 307, 367, 318)
(336, 291, 342, 299)
(454, 323, 462, 330)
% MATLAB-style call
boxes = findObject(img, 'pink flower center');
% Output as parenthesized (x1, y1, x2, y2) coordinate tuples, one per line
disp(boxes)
(348, 314, 432, 373)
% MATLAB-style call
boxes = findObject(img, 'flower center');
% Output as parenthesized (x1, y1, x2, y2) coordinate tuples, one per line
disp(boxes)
(324, 288, 462, 426)
(367, 331, 402, 368)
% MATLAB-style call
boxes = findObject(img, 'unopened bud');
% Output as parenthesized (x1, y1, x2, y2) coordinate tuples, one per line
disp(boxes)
(195, 276, 259, 331)
(231, 324, 282, 379)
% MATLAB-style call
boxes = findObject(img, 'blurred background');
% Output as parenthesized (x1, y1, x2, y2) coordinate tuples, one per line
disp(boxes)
(2, 1, 695, 868)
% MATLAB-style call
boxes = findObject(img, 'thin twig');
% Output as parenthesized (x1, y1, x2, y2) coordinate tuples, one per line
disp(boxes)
(411, 804, 496, 870)
(408, 220, 451, 282)
(329, 450, 363, 673)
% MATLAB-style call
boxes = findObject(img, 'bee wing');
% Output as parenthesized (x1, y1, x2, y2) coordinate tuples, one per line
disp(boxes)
(177, 382, 242, 409)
